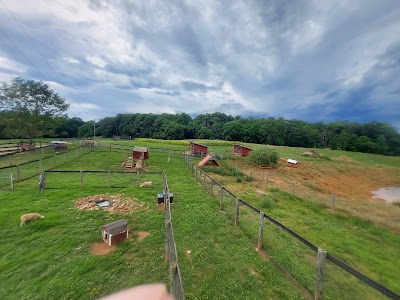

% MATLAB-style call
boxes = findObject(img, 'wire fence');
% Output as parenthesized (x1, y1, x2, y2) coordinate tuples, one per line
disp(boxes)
(41, 170, 162, 190)
(185, 154, 399, 300)
(0, 146, 91, 189)
(163, 172, 185, 300)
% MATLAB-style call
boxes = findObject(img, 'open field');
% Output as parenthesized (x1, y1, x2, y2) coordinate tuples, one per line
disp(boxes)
(1, 139, 399, 299)
(0, 147, 307, 299)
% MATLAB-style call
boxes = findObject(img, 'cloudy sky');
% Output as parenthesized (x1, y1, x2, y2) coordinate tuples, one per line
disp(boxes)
(0, 0, 399, 128)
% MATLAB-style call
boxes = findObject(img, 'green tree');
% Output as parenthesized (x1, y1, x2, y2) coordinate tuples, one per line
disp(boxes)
(0, 77, 69, 141)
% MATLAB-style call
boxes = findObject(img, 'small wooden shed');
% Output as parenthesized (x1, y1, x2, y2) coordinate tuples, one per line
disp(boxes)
(189, 142, 208, 157)
(233, 144, 253, 156)
(133, 146, 149, 160)
(198, 154, 222, 167)
(101, 219, 128, 246)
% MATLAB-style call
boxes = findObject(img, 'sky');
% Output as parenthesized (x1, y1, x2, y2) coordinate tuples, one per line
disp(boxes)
(0, 0, 399, 129)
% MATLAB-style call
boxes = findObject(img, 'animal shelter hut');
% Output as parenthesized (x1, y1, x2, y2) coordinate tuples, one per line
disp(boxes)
(102, 219, 129, 246)
(189, 142, 208, 157)
(232, 144, 253, 156)
(198, 154, 222, 167)
(133, 146, 149, 160)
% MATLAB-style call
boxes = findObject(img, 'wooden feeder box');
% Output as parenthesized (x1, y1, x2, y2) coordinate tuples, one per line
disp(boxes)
(101, 219, 128, 246)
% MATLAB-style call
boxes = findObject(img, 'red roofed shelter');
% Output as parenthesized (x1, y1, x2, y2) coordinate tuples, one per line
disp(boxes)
(233, 144, 253, 156)
(189, 142, 208, 157)
(198, 154, 222, 167)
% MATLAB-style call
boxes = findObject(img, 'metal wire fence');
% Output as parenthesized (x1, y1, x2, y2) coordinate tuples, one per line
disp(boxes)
(185, 154, 399, 300)
(0, 146, 91, 189)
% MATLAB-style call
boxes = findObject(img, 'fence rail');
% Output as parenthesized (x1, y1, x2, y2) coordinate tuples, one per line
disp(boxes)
(185, 154, 399, 300)
(162, 172, 185, 300)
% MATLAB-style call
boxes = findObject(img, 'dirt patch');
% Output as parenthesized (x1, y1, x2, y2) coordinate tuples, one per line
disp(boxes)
(136, 231, 150, 241)
(75, 194, 148, 214)
(91, 242, 116, 255)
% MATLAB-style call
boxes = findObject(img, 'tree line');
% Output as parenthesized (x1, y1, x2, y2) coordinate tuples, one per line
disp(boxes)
(84, 112, 400, 155)
(1, 77, 399, 155)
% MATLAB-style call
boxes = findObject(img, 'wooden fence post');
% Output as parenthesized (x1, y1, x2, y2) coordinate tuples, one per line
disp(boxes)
(330, 193, 335, 209)
(235, 197, 240, 226)
(80, 170, 83, 188)
(257, 211, 265, 251)
(315, 248, 327, 300)
(11, 174, 14, 191)
(16, 165, 20, 182)
(219, 186, 224, 210)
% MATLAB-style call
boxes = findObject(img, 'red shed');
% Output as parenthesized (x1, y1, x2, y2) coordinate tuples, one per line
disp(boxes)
(189, 142, 208, 157)
(102, 219, 129, 246)
(233, 144, 253, 156)
(133, 146, 149, 160)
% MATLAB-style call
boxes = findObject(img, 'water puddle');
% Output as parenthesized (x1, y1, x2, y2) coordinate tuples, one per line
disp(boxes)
(371, 187, 400, 203)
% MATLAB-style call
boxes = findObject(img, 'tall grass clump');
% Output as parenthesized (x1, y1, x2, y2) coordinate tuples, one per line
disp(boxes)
(250, 146, 279, 167)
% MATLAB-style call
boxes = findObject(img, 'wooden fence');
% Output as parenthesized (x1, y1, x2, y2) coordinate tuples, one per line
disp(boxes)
(163, 172, 185, 300)
(185, 154, 400, 300)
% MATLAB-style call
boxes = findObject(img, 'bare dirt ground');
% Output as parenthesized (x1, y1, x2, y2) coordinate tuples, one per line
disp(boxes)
(91, 242, 116, 255)
(75, 194, 148, 214)
(222, 157, 400, 232)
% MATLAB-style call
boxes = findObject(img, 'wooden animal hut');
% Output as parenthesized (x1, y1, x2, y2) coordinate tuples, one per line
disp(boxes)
(233, 144, 253, 156)
(133, 146, 149, 160)
(102, 219, 128, 246)
(198, 154, 222, 167)
(189, 142, 208, 157)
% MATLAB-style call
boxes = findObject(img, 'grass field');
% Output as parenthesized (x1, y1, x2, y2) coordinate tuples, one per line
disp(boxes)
(1, 139, 399, 299)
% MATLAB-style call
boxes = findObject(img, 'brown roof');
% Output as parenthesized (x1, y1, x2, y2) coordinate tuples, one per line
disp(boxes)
(233, 144, 253, 150)
(198, 154, 222, 167)
(189, 141, 208, 148)
(133, 146, 148, 153)
(102, 219, 128, 235)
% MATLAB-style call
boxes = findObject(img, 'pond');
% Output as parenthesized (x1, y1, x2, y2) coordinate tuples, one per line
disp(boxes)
(371, 187, 400, 203)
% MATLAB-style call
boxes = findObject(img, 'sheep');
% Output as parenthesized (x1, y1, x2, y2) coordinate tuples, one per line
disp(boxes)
(139, 181, 152, 188)
(20, 213, 45, 226)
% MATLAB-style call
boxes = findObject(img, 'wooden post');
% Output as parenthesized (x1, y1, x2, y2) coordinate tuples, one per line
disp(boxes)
(80, 170, 83, 188)
(330, 193, 335, 209)
(257, 212, 265, 251)
(219, 186, 224, 210)
(108, 171, 111, 188)
(16, 165, 20, 182)
(235, 197, 240, 226)
(137, 172, 140, 187)
(315, 248, 327, 300)
(11, 174, 14, 191)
